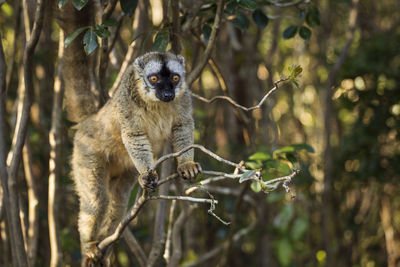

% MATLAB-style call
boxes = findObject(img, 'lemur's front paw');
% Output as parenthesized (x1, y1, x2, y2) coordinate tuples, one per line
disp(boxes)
(139, 170, 158, 192)
(177, 161, 202, 182)
(82, 241, 102, 266)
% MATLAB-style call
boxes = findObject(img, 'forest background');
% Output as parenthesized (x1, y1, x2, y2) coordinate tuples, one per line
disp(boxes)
(0, 0, 399, 266)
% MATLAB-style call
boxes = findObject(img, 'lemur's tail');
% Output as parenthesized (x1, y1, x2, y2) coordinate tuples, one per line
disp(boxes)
(58, 0, 98, 123)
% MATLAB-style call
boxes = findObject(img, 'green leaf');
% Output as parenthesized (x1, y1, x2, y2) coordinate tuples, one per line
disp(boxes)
(291, 143, 315, 153)
(94, 26, 111, 38)
(285, 153, 298, 164)
(73, 0, 89, 10)
(102, 19, 118, 27)
(202, 24, 212, 43)
(250, 180, 261, 192)
(249, 151, 271, 161)
(283, 25, 298, 39)
(58, 0, 67, 8)
(306, 5, 320, 27)
(232, 12, 250, 31)
(245, 160, 262, 170)
(276, 238, 292, 266)
(225, 1, 239, 15)
(273, 204, 294, 231)
(120, 0, 138, 16)
(252, 9, 269, 29)
(65, 26, 89, 48)
(238, 0, 258, 10)
(239, 170, 257, 183)
(83, 29, 98, 55)
(277, 162, 292, 176)
(291, 79, 300, 88)
(152, 32, 169, 52)
(291, 217, 309, 241)
(299, 26, 312, 40)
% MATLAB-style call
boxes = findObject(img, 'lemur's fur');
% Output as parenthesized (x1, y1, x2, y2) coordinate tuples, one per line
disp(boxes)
(58, 2, 200, 265)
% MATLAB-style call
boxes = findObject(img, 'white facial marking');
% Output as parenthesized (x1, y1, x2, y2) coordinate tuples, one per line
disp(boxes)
(144, 60, 162, 76)
(167, 60, 185, 76)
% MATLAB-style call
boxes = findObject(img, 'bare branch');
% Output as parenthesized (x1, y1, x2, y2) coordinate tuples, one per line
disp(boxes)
(122, 229, 147, 267)
(153, 144, 245, 172)
(163, 200, 176, 264)
(149, 195, 217, 205)
(185, 221, 256, 267)
(48, 31, 65, 267)
(192, 77, 290, 112)
(97, 191, 148, 252)
(0, 0, 45, 265)
(186, 0, 225, 86)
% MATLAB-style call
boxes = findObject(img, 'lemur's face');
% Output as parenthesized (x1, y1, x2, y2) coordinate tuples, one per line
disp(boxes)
(134, 52, 185, 103)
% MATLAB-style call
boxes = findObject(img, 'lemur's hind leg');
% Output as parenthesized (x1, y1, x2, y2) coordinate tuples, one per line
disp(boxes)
(100, 168, 137, 239)
(72, 145, 110, 261)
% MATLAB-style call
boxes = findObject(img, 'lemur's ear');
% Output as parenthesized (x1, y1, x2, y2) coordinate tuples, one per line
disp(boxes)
(133, 55, 145, 72)
(176, 55, 185, 67)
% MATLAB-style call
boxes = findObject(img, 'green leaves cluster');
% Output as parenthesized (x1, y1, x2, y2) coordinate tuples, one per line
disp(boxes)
(225, 0, 269, 31)
(64, 19, 117, 55)
(288, 64, 303, 88)
(282, 4, 320, 41)
(242, 143, 313, 193)
(61, 0, 138, 55)
(273, 204, 309, 266)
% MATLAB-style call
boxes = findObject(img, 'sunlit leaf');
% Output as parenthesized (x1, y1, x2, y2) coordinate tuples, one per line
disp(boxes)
(64, 26, 89, 48)
(249, 151, 271, 161)
(83, 29, 98, 55)
(250, 180, 261, 192)
(245, 160, 262, 170)
(252, 9, 269, 29)
(299, 26, 312, 40)
(73, 0, 88, 10)
(239, 170, 257, 183)
(152, 32, 169, 52)
(120, 0, 138, 17)
(276, 238, 292, 266)
(283, 25, 298, 39)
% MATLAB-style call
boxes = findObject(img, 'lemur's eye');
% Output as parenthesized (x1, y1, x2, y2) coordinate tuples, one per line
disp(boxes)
(172, 74, 180, 83)
(149, 75, 158, 83)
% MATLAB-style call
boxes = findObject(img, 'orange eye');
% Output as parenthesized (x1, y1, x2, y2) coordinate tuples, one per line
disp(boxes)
(149, 75, 158, 83)
(172, 75, 180, 83)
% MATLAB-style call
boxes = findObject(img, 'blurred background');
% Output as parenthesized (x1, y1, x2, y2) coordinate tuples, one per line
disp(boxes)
(0, 0, 399, 266)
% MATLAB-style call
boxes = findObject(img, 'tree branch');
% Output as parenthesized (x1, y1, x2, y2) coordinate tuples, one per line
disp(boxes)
(192, 77, 290, 112)
(48, 30, 65, 267)
(186, 0, 225, 86)
(122, 228, 147, 267)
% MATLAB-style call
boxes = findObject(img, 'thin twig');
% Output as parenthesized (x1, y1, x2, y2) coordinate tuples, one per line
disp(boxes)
(185, 221, 256, 267)
(163, 200, 176, 264)
(192, 77, 290, 112)
(186, 0, 225, 86)
(149, 195, 217, 205)
(97, 191, 148, 253)
(152, 144, 245, 172)
(48, 31, 65, 267)
(122, 229, 147, 267)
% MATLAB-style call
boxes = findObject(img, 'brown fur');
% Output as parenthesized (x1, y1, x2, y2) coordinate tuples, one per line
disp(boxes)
(70, 53, 200, 265)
